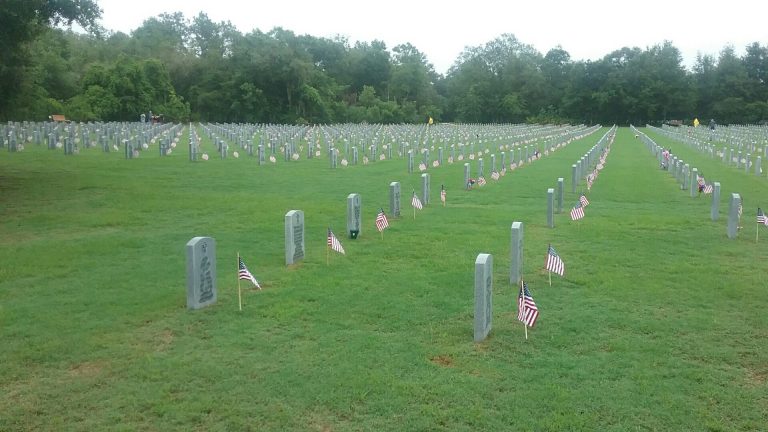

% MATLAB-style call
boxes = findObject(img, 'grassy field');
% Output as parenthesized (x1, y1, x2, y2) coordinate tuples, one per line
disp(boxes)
(1, 126, 766, 431)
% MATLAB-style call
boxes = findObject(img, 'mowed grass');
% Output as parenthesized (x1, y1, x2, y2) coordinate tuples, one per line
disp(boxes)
(1, 126, 766, 431)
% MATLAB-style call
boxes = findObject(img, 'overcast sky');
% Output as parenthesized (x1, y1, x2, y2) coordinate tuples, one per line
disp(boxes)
(95, 0, 766, 74)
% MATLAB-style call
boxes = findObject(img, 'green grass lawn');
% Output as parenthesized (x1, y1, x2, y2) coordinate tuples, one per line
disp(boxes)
(1, 126, 766, 431)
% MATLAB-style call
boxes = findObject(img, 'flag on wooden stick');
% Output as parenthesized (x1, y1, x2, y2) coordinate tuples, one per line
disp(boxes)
(375, 208, 389, 232)
(518, 281, 539, 328)
(327, 228, 345, 254)
(238, 256, 261, 289)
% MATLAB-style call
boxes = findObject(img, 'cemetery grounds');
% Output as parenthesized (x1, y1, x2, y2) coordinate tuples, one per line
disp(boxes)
(0, 125, 766, 430)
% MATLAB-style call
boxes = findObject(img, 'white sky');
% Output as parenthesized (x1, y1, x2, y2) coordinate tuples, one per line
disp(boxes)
(95, 0, 767, 74)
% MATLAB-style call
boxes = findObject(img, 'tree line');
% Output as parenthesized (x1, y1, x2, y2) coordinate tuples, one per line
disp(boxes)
(1, 2, 766, 125)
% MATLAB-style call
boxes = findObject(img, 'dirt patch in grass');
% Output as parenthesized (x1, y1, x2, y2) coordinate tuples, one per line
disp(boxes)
(745, 368, 766, 387)
(68, 360, 106, 378)
(430, 355, 454, 367)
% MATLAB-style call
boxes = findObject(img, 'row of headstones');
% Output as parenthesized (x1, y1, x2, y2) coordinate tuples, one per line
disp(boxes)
(191, 123, 595, 167)
(3, 121, 179, 157)
(635, 127, 743, 239)
(121, 125, 183, 159)
(568, 125, 616, 193)
(666, 123, 768, 161)
(545, 126, 616, 228)
(458, 125, 605, 188)
(669, 124, 768, 151)
(309, 123, 559, 153)
(284, 179, 431, 265)
(651, 125, 765, 176)
(185, 219, 525, 346)
(3, 121, 173, 153)
(473, 221, 526, 341)
(336, 123, 591, 166)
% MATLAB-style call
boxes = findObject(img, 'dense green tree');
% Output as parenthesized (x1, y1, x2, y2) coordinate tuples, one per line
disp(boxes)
(3, 8, 767, 125)
(0, 0, 101, 120)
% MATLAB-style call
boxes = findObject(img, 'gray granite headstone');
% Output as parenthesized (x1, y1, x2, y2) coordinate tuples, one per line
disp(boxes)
(510, 222, 523, 284)
(284, 210, 305, 265)
(330, 148, 337, 168)
(727, 193, 741, 239)
(389, 182, 401, 217)
(258, 145, 265, 165)
(547, 188, 555, 228)
(474, 253, 493, 342)
(501, 152, 506, 168)
(421, 173, 430, 205)
(408, 150, 414, 173)
(557, 178, 564, 213)
(571, 164, 578, 193)
(353, 146, 358, 165)
(490, 154, 496, 173)
(736, 151, 742, 169)
(186, 236, 217, 310)
(690, 168, 698, 197)
(746, 153, 751, 172)
(438, 147, 443, 165)
(347, 193, 361, 238)
(710, 182, 720, 220)
(464, 163, 470, 187)
(478, 158, 484, 177)
(756, 156, 762, 176)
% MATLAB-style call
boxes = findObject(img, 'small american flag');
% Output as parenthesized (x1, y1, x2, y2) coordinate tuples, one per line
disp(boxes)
(238, 256, 261, 289)
(579, 194, 590, 207)
(703, 184, 713, 194)
(517, 282, 539, 327)
(411, 192, 423, 210)
(545, 245, 565, 276)
(418, 162, 427, 171)
(758, 208, 768, 226)
(738, 201, 743, 219)
(491, 171, 500, 181)
(375, 209, 389, 232)
(477, 176, 486, 186)
(570, 201, 585, 220)
(440, 186, 446, 204)
(327, 228, 345, 254)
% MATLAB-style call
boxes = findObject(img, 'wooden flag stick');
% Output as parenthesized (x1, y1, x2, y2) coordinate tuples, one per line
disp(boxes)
(326, 242, 329, 266)
(237, 252, 242, 311)
(757, 222, 760, 244)
(548, 270, 552, 287)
